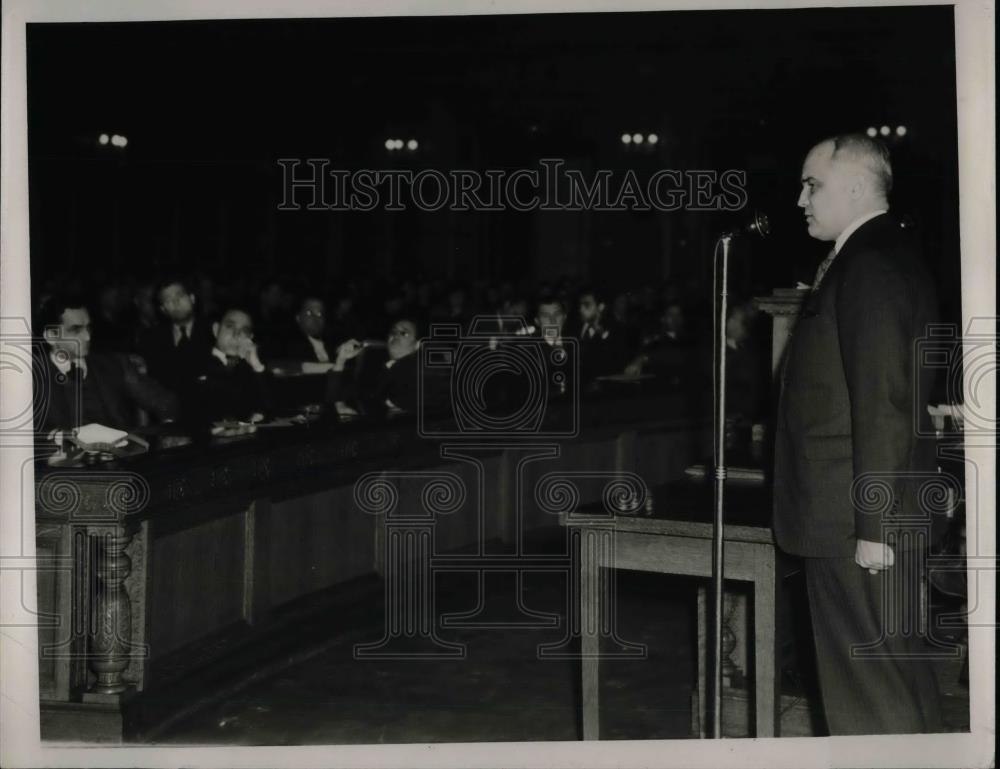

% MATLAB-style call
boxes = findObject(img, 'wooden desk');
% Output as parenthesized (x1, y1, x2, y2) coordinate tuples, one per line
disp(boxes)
(34, 390, 710, 741)
(564, 479, 778, 739)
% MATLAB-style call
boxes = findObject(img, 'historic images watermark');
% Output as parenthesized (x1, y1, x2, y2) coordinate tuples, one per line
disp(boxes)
(277, 158, 749, 213)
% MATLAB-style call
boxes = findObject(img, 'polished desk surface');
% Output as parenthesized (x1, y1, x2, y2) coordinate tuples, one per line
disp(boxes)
(33, 387, 708, 522)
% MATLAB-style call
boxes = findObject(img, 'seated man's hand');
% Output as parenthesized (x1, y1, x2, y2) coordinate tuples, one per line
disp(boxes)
(237, 338, 266, 373)
(855, 538, 895, 574)
(334, 400, 358, 417)
(334, 339, 365, 371)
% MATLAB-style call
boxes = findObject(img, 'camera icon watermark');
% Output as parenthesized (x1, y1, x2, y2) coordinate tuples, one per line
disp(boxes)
(417, 316, 579, 440)
(0, 316, 83, 450)
(915, 317, 997, 438)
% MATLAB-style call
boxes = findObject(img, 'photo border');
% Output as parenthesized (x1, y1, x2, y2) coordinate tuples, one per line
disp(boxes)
(1, 0, 994, 766)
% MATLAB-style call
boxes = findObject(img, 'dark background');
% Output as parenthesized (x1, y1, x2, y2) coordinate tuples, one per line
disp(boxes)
(26, 6, 960, 318)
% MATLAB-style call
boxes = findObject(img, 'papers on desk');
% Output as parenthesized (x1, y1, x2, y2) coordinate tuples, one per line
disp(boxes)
(75, 423, 128, 447)
(684, 464, 765, 485)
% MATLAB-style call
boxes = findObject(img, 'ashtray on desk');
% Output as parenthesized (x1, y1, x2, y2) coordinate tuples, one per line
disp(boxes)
(210, 421, 258, 437)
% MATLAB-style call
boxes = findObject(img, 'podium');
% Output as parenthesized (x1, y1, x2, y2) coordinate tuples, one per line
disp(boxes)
(753, 288, 809, 375)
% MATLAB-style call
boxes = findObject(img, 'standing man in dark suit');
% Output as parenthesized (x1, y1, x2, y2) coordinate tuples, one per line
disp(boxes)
(773, 133, 945, 734)
(34, 294, 178, 437)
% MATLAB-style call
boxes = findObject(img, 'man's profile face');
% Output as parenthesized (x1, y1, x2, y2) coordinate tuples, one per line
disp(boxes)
(578, 295, 603, 324)
(159, 283, 195, 323)
(45, 307, 91, 361)
(536, 302, 566, 339)
(214, 310, 254, 356)
(386, 320, 418, 360)
(296, 298, 326, 339)
(798, 141, 858, 242)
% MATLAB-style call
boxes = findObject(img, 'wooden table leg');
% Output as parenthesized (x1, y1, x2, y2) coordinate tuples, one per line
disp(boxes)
(696, 585, 708, 738)
(753, 548, 778, 737)
(580, 528, 599, 740)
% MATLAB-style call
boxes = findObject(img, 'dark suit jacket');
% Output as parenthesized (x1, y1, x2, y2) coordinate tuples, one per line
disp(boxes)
(773, 214, 943, 557)
(268, 330, 335, 366)
(190, 355, 271, 423)
(34, 352, 179, 434)
(141, 318, 216, 397)
(578, 322, 630, 384)
(325, 351, 429, 417)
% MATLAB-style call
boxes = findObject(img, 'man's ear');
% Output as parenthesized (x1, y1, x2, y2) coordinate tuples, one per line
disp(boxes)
(190, 294, 196, 308)
(212, 321, 220, 338)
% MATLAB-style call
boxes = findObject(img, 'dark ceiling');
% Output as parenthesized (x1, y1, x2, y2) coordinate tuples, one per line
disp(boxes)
(27, 6, 956, 165)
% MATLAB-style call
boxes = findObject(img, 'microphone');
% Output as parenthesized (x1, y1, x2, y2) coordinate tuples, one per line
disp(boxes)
(720, 210, 770, 239)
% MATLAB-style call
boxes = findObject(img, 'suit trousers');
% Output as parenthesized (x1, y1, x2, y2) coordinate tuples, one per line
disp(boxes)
(803, 548, 944, 735)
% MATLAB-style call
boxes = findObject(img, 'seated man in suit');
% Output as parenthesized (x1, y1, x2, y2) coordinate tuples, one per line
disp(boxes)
(191, 308, 271, 424)
(142, 276, 215, 405)
(325, 318, 423, 417)
(624, 301, 697, 388)
(577, 286, 630, 387)
(33, 294, 179, 440)
(485, 298, 577, 410)
(267, 296, 336, 374)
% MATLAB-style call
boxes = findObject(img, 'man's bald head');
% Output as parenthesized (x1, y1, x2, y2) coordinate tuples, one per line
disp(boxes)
(798, 133, 893, 242)
(827, 133, 893, 198)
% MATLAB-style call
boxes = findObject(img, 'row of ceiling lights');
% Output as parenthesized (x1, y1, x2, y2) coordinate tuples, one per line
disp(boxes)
(867, 125, 907, 138)
(385, 138, 419, 151)
(97, 133, 128, 148)
(620, 132, 659, 145)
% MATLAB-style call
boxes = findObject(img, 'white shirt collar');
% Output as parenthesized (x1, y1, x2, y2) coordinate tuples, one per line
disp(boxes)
(50, 351, 87, 379)
(835, 209, 888, 255)
(211, 347, 229, 366)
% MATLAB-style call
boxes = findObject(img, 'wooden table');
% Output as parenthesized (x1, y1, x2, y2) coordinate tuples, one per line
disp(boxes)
(564, 478, 779, 739)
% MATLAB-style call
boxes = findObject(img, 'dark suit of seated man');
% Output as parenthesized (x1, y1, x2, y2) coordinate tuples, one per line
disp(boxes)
(325, 318, 423, 418)
(266, 297, 337, 370)
(142, 277, 216, 407)
(576, 287, 630, 387)
(190, 309, 271, 423)
(33, 295, 178, 438)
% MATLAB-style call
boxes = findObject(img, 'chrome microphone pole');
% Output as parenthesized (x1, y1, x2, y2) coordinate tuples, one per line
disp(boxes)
(711, 233, 732, 739)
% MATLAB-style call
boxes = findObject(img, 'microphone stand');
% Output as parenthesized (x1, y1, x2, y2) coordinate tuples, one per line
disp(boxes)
(710, 233, 732, 738)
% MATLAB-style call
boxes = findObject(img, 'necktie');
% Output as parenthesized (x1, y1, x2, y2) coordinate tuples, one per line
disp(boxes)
(812, 247, 837, 291)
(177, 325, 190, 348)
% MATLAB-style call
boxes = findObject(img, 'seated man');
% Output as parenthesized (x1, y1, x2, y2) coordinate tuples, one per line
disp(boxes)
(267, 295, 336, 374)
(33, 294, 179, 438)
(483, 298, 578, 413)
(624, 301, 697, 386)
(326, 318, 423, 417)
(142, 276, 215, 402)
(191, 308, 271, 424)
(577, 285, 630, 385)
(534, 297, 577, 397)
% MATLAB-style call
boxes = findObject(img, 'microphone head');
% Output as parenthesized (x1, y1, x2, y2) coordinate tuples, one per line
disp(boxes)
(747, 210, 770, 238)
